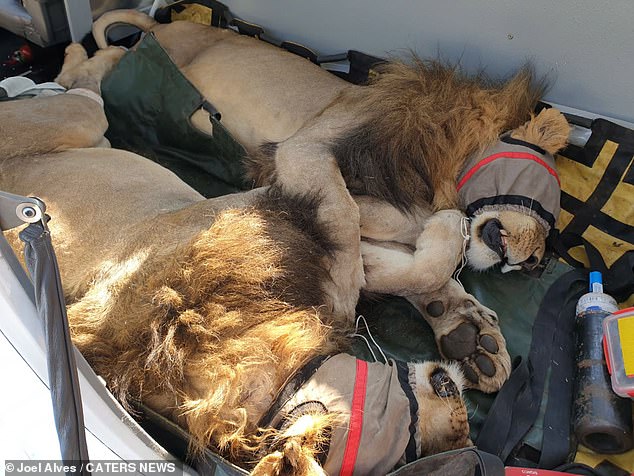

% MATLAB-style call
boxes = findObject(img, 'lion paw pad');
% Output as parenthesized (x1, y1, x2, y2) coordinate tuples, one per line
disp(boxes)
(436, 318, 509, 392)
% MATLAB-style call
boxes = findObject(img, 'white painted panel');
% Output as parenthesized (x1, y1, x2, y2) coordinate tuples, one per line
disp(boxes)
(224, 0, 634, 124)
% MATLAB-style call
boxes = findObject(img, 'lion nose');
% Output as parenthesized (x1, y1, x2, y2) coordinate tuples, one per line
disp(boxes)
(521, 253, 540, 270)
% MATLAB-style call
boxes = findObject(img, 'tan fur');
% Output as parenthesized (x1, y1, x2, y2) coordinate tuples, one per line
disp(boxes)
(1, 46, 473, 474)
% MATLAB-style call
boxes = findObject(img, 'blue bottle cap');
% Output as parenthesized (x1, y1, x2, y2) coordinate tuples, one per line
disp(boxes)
(589, 271, 603, 293)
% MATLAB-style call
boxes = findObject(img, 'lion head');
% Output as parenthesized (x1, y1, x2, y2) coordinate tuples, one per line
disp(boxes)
(331, 59, 569, 273)
(463, 108, 571, 272)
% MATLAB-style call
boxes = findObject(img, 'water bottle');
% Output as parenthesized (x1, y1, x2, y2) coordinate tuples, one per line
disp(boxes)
(572, 271, 633, 453)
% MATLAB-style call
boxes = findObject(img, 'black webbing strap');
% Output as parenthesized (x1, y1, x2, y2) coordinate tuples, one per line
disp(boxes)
(395, 361, 419, 464)
(476, 268, 587, 467)
(258, 355, 330, 428)
(20, 220, 91, 476)
(231, 18, 264, 37)
(537, 269, 586, 468)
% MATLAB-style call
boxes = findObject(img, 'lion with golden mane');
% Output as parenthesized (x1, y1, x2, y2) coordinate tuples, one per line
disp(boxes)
(91, 10, 571, 393)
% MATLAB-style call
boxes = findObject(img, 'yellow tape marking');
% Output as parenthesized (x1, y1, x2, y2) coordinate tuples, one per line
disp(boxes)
(601, 155, 634, 224)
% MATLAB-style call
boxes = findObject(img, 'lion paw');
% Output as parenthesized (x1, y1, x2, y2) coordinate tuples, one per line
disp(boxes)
(437, 314, 510, 393)
(408, 281, 511, 393)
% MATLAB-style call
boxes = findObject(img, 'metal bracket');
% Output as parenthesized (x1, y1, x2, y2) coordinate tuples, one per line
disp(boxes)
(0, 191, 46, 231)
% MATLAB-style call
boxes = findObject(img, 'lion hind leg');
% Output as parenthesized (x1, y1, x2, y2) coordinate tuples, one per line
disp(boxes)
(407, 280, 511, 393)
(57, 43, 88, 78)
(56, 45, 126, 93)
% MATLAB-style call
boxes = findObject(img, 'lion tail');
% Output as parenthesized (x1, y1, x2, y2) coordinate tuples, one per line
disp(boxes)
(93, 9, 157, 49)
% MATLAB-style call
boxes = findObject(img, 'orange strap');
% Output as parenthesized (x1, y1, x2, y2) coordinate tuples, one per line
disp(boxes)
(340, 359, 369, 476)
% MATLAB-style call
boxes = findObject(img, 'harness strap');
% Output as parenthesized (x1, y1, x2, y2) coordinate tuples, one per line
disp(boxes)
(340, 359, 369, 476)
(396, 361, 419, 463)
(258, 355, 330, 428)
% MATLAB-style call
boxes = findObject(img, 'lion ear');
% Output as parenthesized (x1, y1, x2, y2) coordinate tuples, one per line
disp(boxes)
(511, 108, 571, 155)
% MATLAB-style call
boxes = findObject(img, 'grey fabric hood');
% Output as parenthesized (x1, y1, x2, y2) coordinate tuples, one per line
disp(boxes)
(457, 135, 561, 234)
(267, 354, 420, 476)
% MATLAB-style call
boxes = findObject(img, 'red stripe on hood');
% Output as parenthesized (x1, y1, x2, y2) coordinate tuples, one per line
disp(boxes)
(456, 152, 560, 192)
(340, 359, 369, 476)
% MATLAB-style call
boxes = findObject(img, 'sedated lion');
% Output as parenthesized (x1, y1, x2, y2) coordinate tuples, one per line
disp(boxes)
(1, 44, 472, 476)
(89, 10, 571, 393)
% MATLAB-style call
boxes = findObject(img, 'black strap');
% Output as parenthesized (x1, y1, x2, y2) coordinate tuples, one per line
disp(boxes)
(258, 355, 330, 428)
(476, 268, 587, 466)
(20, 220, 91, 476)
(202, 100, 221, 121)
(395, 361, 419, 464)
(231, 18, 264, 37)
(537, 271, 583, 467)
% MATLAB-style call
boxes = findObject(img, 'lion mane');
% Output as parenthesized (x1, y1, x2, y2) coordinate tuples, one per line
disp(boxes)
(67, 188, 346, 459)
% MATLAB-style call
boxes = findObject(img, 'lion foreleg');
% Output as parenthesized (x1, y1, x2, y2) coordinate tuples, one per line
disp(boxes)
(273, 140, 364, 322)
(362, 209, 464, 295)
(355, 195, 430, 245)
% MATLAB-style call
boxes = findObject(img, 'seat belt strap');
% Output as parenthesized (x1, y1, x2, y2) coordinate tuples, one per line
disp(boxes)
(20, 219, 91, 475)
